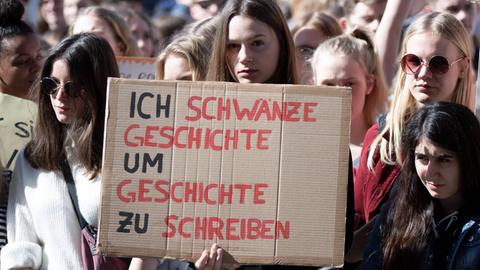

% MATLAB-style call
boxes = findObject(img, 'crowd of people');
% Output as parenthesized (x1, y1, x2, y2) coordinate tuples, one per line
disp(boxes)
(1, 0, 480, 269)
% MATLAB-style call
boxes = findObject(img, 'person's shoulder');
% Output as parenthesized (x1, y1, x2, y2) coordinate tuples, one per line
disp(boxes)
(12, 149, 42, 181)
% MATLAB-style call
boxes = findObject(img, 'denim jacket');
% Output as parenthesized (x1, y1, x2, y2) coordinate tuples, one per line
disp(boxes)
(362, 214, 480, 270)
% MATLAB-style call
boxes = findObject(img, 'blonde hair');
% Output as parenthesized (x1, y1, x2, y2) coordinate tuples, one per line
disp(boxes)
(367, 12, 474, 169)
(291, 11, 343, 38)
(156, 35, 212, 81)
(71, 6, 141, 56)
(312, 27, 388, 127)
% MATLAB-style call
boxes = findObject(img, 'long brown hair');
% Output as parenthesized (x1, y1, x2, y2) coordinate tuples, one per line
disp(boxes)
(207, 0, 298, 84)
(25, 33, 119, 178)
(381, 102, 480, 269)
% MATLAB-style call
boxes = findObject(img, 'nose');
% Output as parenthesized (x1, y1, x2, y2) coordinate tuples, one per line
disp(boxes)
(425, 161, 438, 180)
(31, 59, 41, 75)
(369, 19, 380, 33)
(138, 39, 145, 49)
(416, 62, 432, 79)
(52, 85, 68, 100)
(238, 45, 251, 63)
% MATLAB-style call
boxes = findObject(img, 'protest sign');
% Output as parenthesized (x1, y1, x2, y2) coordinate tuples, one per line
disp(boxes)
(0, 93, 37, 170)
(98, 78, 351, 267)
(117, 56, 156, 80)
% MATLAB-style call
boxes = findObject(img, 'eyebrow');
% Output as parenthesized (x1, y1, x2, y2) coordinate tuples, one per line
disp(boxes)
(414, 152, 453, 158)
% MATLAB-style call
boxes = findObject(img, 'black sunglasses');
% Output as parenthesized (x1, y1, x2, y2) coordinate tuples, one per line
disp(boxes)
(400, 54, 464, 75)
(41, 77, 82, 98)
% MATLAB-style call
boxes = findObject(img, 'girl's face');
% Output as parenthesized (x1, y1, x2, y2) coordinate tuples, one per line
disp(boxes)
(404, 32, 466, 106)
(64, 0, 92, 26)
(294, 27, 328, 85)
(48, 60, 85, 124)
(315, 54, 373, 122)
(129, 15, 153, 57)
(72, 14, 125, 56)
(163, 53, 192, 81)
(415, 137, 462, 211)
(40, 0, 66, 29)
(0, 34, 42, 98)
(430, 0, 475, 33)
(226, 15, 280, 83)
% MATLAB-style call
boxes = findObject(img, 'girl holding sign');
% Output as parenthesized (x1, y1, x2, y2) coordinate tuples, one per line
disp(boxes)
(363, 101, 480, 269)
(1, 31, 230, 270)
(1, 32, 120, 269)
(207, 0, 298, 84)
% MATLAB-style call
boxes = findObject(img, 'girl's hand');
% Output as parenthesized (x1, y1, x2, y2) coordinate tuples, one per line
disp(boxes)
(194, 243, 239, 270)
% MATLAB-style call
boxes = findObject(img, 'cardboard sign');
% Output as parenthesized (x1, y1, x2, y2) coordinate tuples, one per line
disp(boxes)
(0, 93, 37, 170)
(98, 78, 351, 267)
(117, 56, 156, 80)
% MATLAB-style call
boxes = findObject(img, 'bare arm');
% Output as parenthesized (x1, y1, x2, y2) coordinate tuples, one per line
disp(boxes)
(375, 0, 413, 87)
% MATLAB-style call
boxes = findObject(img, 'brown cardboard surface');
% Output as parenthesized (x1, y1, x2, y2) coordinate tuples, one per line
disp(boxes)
(98, 78, 351, 267)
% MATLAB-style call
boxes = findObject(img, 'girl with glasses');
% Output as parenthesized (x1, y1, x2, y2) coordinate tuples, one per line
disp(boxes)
(291, 11, 343, 85)
(2, 32, 231, 270)
(363, 101, 480, 269)
(353, 12, 474, 262)
(1, 32, 119, 269)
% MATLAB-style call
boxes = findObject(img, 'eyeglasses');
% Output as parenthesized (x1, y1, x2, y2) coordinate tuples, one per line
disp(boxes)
(195, 0, 213, 9)
(400, 54, 465, 75)
(41, 77, 81, 98)
(297, 46, 315, 61)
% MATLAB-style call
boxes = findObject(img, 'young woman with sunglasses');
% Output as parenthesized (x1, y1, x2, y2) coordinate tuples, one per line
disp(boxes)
(354, 11, 474, 244)
(0, 32, 119, 269)
(362, 101, 480, 269)
(1, 32, 234, 270)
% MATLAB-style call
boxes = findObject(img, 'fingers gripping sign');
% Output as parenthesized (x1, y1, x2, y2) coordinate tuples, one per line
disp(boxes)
(195, 244, 239, 270)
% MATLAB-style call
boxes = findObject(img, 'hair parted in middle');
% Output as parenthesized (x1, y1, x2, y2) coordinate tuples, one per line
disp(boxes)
(25, 33, 119, 178)
(70, 6, 141, 56)
(312, 27, 388, 128)
(207, 0, 298, 84)
(367, 12, 474, 170)
(380, 101, 480, 269)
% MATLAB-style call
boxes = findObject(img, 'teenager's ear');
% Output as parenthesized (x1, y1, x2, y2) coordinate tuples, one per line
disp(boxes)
(117, 41, 127, 56)
(366, 75, 375, 95)
(458, 57, 471, 78)
(338, 17, 349, 32)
